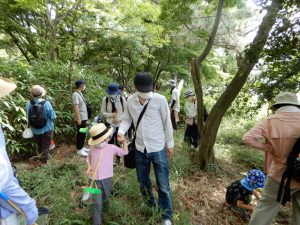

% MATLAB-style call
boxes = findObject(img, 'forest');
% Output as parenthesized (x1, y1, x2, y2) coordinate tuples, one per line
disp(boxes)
(0, 0, 300, 224)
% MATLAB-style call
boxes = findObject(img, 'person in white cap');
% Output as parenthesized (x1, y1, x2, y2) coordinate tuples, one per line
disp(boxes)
(167, 79, 180, 130)
(0, 78, 38, 225)
(243, 92, 300, 225)
(183, 89, 208, 149)
(26, 85, 56, 163)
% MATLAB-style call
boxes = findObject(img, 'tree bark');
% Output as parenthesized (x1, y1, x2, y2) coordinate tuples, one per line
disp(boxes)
(197, 0, 281, 169)
(191, 0, 224, 163)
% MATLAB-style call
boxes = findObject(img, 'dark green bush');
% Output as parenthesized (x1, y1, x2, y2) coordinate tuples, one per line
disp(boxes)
(0, 60, 112, 158)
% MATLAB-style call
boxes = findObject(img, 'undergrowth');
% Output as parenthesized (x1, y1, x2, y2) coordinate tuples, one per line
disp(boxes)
(18, 132, 193, 225)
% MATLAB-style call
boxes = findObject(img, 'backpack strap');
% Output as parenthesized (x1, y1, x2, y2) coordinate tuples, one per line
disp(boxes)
(277, 171, 288, 204)
(106, 97, 109, 111)
(30, 99, 47, 105)
(39, 100, 47, 105)
(106, 96, 124, 112)
(120, 96, 124, 112)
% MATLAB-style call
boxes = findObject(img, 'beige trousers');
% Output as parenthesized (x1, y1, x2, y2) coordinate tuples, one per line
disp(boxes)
(249, 177, 300, 225)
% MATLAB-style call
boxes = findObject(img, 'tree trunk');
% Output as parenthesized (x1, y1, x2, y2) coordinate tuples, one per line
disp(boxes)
(191, 0, 224, 164)
(197, 0, 281, 169)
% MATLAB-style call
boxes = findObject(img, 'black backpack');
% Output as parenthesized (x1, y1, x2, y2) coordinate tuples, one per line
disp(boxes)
(277, 137, 300, 205)
(28, 100, 47, 129)
(106, 96, 124, 112)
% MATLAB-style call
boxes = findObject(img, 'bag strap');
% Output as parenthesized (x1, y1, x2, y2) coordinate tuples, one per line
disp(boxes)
(76, 91, 86, 102)
(106, 96, 124, 112)
(89, 145, 106, 188)
(106, 97, 109, 111)
(120, 96, 124, 112)
(133, 99, 151, 142)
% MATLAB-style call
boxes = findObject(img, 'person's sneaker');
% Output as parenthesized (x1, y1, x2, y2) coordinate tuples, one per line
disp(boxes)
(77, 149, 88, 157)
(163, 219, 172, 225)
(82, 147, 90, 153)
(50, 140, 56, 151)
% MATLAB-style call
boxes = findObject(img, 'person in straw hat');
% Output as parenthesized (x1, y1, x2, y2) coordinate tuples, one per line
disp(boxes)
(0, 78, 38, 225)
(86, 123, 128, 225)
(26, 85, 56, 163)
(243, 92, 300, 225)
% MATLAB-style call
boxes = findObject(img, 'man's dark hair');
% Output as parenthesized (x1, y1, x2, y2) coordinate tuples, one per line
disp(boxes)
(75, 80, 85, 88)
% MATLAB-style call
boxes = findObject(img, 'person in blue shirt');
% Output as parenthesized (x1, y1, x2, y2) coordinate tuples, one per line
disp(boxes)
(26, 85, 56, 163)
(0, 78, 38, 225)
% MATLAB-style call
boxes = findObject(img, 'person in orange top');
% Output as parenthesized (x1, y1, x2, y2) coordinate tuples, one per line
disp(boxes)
(243, 92, 300, 225)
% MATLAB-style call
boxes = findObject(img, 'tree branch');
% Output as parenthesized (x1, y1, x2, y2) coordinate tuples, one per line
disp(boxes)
(197, 0, 224, 64)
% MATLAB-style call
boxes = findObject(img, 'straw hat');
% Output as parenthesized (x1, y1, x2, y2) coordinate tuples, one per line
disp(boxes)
(184, 89, 195, 98)
(31, 85, 46, 97)
(271, 92, 300, 110)
(0, 78, 16, 98)
(167, 79, 176, 87)
(88, 123, 113, 146)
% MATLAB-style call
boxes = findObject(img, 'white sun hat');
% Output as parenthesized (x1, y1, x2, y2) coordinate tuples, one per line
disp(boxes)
(0, 78, 16, 98)
(31, 85, 46, 97)
(271, 92, 300, 110)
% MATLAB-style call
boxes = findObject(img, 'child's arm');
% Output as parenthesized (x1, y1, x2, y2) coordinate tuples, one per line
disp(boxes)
(237, 200, 254, 211)
(86, 152, 93, 176)
(253, 190, 261, 200)
(114, 136, 129, 156)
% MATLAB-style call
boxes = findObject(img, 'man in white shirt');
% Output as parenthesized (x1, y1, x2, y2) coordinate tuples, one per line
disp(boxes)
(0, 78, 38, 225)
(168, 80, 180, 130)
(118, 72, 174, 225)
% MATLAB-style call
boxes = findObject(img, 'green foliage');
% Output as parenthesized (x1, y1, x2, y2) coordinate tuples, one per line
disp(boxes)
(18, 161, 88, 224)
(217, 117, 256, 145)
(249, 2, 300, 107)
(18, 138, 192, 225)
(0, 60, 112, 157)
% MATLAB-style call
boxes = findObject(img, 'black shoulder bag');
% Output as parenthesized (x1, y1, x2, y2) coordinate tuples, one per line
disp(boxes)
(277, 137, 300, 205)
(124, 99, 151, 169)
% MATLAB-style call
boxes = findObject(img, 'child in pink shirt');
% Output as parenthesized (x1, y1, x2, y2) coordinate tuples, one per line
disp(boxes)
(86, 123, 128, 225)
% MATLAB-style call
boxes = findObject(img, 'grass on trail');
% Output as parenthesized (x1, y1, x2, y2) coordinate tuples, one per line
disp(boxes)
(17, 127, 291, 225)
(17, 131, 193, 225)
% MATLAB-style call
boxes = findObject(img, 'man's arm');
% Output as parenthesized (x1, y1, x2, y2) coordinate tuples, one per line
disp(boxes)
(0, 155, 9, 192)
(73, 105, 81, 124)
(118, 100, 132, 137)
(243, 119, 272, 152)
(72, 93, 82, 124)
(46, 102, 56, 121)
(161, 96, 174, 157)
(2, 180, 38, 225)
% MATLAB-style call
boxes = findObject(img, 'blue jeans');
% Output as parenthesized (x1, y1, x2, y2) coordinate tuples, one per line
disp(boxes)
(135, 149, 173, 220)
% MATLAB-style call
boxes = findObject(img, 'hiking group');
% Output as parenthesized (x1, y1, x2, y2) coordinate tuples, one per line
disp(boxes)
(0, 73, 300, 225)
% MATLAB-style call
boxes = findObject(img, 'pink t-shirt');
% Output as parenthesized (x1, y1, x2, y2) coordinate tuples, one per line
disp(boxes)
(86, 144, 128, 180)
